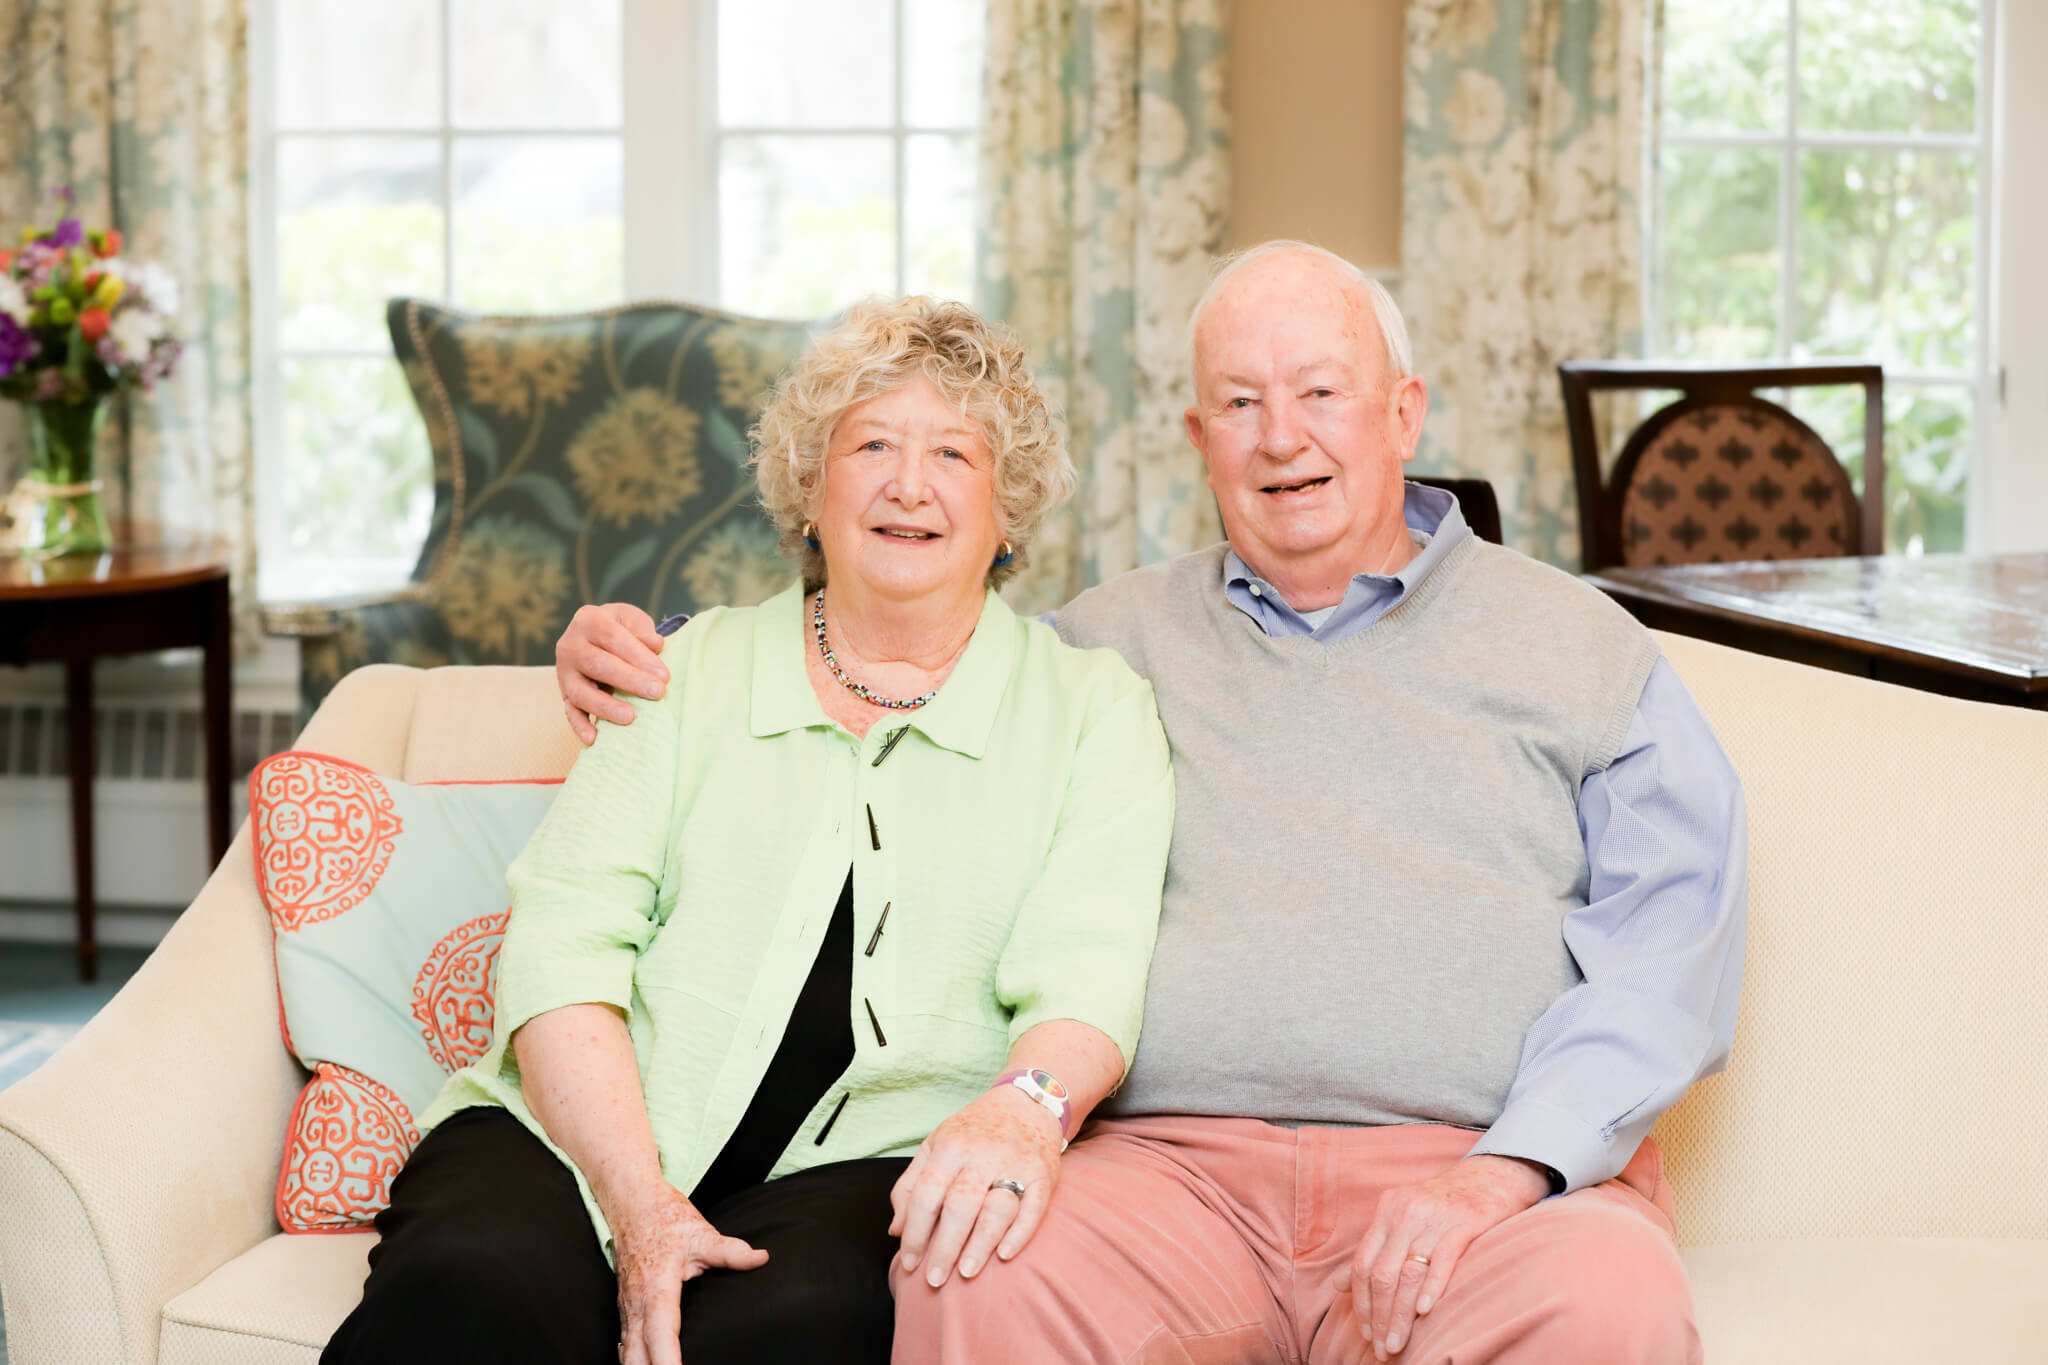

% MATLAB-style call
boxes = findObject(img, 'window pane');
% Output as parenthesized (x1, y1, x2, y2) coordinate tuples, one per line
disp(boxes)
(1662, 0, 1786, 132)
(1798, 0, 1978, 134)
(453, 138, 624, 313)
(280, 357, 433, 564)
(1796, 149, 1975, 369)
(1785, 382, 1970, 553)
(718, 0, 895, 128)
(278, 137, 443, 349)
(904, 0, 984, 127)
(450, 0, 623, 129)
(721, 135, 896, 318)
(277, 0, 440, 129)
(1656, 146, 1780, 359)
(904, 134, 974, 301)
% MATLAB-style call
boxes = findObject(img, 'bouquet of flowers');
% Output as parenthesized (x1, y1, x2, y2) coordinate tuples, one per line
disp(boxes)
(0, 188, 184, 556)
(0, 188, 182, 403)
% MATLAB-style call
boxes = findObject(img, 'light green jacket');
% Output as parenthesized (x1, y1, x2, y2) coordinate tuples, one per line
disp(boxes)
(422, 582, 1175, 1249)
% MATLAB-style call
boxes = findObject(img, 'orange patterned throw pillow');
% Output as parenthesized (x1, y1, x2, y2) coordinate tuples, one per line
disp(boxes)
(249, 752, 559, 1232)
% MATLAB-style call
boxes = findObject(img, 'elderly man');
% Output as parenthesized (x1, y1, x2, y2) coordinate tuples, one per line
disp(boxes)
(552, 242, 1743, 1363)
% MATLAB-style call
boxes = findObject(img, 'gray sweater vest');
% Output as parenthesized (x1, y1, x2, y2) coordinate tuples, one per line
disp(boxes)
(1057, 536, 1660, 1128)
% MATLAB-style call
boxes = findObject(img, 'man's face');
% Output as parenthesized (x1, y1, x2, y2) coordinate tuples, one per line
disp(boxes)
(1183, 258, 1426, 580)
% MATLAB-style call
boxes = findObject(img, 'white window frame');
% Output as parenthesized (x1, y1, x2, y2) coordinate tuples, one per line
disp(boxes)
(250, 0, 978, 597)
(1648, 0, 2001, 553)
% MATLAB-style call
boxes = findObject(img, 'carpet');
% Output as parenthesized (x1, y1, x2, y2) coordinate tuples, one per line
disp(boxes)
(0, 1021, 80, 1095)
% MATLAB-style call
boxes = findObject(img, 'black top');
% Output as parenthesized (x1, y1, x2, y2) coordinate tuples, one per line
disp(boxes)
(689, 871, 856, 1213)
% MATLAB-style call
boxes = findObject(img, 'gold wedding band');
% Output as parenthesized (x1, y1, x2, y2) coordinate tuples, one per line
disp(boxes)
(1405, 1253, 1432, 1267)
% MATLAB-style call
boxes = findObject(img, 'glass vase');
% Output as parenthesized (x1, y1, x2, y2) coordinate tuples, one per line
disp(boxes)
(17, 397, 112, 558)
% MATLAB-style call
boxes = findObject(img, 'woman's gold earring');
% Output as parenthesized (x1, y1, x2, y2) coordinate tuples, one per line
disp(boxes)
(802, 522, 820, 550)
(993, 540, 1014, 568)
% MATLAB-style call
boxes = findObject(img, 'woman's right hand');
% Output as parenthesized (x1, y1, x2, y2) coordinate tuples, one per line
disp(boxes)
(557, 602, 671, 744)
(609, 1182, 769, 1365)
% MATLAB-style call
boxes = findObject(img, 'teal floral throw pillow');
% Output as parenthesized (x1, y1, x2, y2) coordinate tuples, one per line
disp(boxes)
(248, 751, 560, 1233)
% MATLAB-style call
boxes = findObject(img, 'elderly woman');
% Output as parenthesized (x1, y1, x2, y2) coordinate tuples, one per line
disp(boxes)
(320, 298, 1173, 1365)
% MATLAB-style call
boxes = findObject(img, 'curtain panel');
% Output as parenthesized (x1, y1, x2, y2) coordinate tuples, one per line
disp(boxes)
(0, 0, 255, 644)
(1401, 0, 1649, 568)
(978, 0, 1231, 614)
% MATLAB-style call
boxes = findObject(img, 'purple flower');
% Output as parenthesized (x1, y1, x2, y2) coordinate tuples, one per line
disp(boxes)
(0, 314, 31, 377)
(43, 218, 84, 249)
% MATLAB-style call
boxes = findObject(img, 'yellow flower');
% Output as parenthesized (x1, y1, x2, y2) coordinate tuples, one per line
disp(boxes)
(681, 521, 794, 609)
(566, 390, 703, 527)
(458, 330, 594, 419)
(434, 516, 571, 658)
(707, 327, 796, 414)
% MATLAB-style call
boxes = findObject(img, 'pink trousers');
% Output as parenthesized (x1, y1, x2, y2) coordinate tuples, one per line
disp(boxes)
(891, 1116, 1699, 1365)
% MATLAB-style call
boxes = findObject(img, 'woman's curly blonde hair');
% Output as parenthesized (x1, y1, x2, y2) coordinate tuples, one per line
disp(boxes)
(750, 296, 1073, 590)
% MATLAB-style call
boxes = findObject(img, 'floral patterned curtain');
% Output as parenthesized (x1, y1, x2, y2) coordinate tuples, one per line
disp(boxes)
(0, 0, 255, 642)
(978, 0, 1231, 613)
(1402, 0, 1649, 568)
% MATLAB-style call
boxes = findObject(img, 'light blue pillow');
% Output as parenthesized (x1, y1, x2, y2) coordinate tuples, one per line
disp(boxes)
(248, 750, 559, 1232)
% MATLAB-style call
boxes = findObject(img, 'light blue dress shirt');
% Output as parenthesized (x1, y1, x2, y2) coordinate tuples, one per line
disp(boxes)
(1052, 483, 1747, 1193)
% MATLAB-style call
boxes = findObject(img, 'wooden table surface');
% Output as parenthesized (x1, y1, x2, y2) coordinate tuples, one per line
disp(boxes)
(1585, 553, 2048, 705)
(0, 526, 229, 599)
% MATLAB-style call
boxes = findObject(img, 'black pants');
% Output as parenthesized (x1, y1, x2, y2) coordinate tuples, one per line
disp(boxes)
(321, 1107, 912, 1364)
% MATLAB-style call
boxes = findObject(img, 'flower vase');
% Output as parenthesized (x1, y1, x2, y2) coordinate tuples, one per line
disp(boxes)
(17, 397, 112, 557)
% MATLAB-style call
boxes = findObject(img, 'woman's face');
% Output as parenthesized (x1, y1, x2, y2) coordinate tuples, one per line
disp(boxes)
(814, 373, 1003, 603)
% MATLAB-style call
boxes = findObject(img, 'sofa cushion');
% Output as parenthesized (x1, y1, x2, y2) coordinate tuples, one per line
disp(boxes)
(157, 1232, 375, 1365)
(249, 749, 560, 1231)
(1684, 1237, 2048, 1363)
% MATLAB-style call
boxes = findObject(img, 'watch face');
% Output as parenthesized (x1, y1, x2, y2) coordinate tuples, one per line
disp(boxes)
(1029, 1069, 1068, 1100)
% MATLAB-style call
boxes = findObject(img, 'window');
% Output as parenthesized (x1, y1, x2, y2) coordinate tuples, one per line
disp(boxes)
(251, 0, 982, 593)
(1652, 0, 1993, 553)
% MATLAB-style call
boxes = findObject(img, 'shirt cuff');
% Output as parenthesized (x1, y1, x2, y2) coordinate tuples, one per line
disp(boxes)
(1465, 1096, 1634, 1196)
(495, 948, 638, 1045)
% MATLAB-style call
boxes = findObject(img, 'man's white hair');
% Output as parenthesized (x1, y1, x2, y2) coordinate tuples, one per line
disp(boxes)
(1185, 240, 1413, 380)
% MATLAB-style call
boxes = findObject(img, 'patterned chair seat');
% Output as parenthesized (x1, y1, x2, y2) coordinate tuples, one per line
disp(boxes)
(265, 299, 814, 718)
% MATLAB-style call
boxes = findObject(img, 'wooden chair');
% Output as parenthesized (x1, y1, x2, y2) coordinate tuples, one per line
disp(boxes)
(1558, 362, 1883, 573)
(1410, 476, 1503, 545)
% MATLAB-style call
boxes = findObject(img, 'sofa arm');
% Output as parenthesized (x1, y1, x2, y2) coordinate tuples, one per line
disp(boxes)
(0, 829, 307, 1365)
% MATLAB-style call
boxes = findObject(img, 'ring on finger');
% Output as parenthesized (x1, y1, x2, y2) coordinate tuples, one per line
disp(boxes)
(1404, 1252, 1431, 1267)
(988, 1178, 1027, 1198)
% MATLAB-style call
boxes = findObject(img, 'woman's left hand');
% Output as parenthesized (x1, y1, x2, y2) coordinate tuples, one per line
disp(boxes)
(889, 1085, 1062, 1287)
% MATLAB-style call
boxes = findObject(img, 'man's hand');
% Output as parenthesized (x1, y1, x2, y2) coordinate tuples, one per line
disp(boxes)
(889, 1086, 1063, 1288)
(609, 1181, 769, 1365)
(1333, 1154, 1551, 1360)
(557, 603, 670, 744)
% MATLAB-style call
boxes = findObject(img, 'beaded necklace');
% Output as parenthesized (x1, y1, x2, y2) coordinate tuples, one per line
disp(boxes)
(812, 589, 942, 711)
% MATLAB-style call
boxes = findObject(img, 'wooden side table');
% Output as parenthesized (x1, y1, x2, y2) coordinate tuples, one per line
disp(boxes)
(0, 527, 233, 980)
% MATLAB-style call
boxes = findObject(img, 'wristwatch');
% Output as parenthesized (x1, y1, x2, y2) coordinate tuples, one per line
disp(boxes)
(995, 1067, 1073, 1149)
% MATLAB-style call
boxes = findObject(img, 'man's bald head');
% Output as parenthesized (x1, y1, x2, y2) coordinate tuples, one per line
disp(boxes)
(1186, 241, 1413, 388)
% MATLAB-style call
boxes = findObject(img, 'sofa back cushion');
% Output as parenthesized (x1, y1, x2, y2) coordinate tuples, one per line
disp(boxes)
(387, 297, 812, 668)
(249, 749, 559, 1231)
(1650, 632, 2048, 1245)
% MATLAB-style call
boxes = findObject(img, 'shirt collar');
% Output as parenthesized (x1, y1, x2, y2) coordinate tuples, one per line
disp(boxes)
(750, 580, 1017, 759)
(1222, 480, 1470, 616)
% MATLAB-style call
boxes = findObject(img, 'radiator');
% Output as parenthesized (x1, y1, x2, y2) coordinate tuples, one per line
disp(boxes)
(0, 698, 298, 942)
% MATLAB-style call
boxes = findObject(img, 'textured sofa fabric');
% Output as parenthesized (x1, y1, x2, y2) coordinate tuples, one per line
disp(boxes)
(266, 298, 813, 720)
(3, 639, 2047, 1363)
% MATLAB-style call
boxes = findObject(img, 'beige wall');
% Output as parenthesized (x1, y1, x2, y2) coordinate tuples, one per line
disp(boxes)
(1228, 0, 1404, 270)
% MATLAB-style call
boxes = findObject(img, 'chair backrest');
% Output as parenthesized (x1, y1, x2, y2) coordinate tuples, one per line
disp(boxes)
(386, 297, 814, 666)
(1409, 476, 1503, 545)
(1557, 362, 1884, 573)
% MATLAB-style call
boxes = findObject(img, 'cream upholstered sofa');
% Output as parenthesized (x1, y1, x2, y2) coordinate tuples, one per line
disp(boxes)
(4, 638, 2047, 1364)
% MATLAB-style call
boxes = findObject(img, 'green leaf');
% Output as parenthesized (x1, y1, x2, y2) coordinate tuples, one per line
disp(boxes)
(504, 472, 585, 534)
(620, 313, 691, 378)
(455, 407, 501, 480)
(597, 533, 658, 602)
(702, 409, 748, 468)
